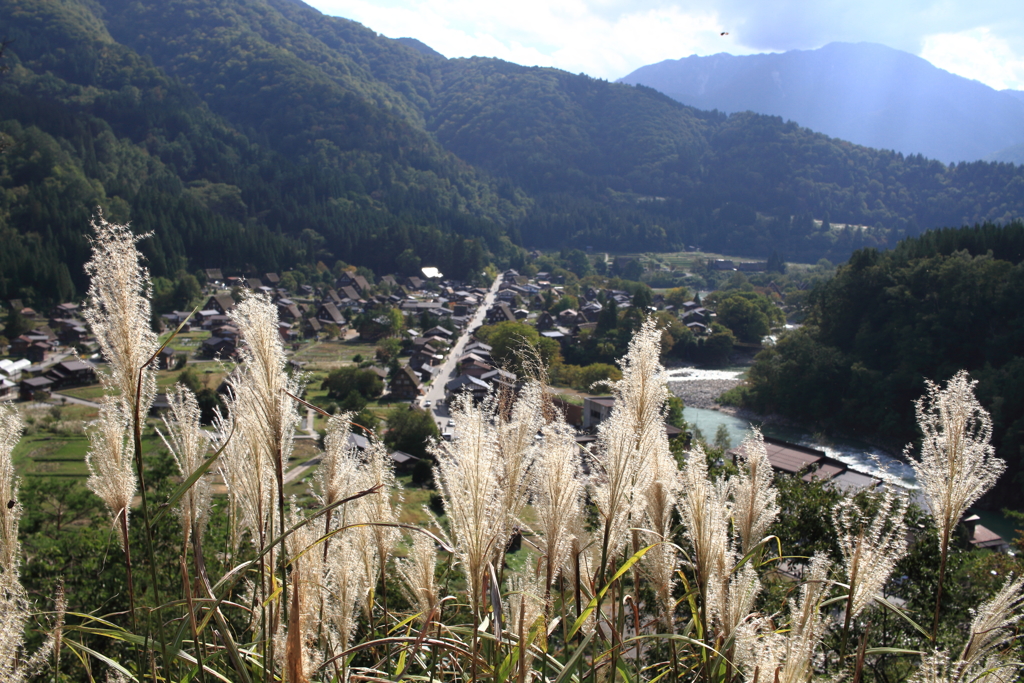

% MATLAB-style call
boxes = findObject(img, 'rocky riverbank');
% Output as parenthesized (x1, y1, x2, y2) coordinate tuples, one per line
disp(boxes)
(667, 378, 741, 409)
(665, 367, 744, 410)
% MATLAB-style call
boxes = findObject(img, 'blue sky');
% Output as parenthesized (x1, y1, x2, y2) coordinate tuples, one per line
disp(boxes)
(304, 0, 1024, 90)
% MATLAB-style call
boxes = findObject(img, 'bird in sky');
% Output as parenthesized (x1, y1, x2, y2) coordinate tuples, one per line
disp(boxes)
(721, 31, 729, 36)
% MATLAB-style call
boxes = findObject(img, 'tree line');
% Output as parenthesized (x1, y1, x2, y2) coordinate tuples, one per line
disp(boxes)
(732, 220, 1024, 506)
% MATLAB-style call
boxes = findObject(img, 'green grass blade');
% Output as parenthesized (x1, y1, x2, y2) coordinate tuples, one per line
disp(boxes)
(62, 639, 138, 681)
(567, 543, 658, 639)
(152, 420, 234, 526)
(874, 596, 932, 641)
(552, 630, 595, 683)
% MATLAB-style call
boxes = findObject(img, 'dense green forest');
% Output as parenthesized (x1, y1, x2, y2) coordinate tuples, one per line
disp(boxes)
(732, 221, 1024, 506)
(0, 0, 514, 303)
(3, 0, 1024, 305)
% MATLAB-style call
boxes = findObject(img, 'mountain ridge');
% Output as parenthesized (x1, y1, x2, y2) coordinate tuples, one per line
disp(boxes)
(5, 0, 1024, 305)
(620, 42, 1024, 164)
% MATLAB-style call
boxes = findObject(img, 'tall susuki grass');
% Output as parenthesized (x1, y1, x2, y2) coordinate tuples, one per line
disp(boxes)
(909, 370, 1007, 642)
(4, 220, 1023, 682)
(1, 402, 63, 681)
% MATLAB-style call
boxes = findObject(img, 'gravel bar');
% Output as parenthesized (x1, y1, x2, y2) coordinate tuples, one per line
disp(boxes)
(668, 378, 741, 409)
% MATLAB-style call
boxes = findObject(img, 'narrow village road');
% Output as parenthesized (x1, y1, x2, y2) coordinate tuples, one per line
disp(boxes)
(50, 391, 102, 408)
(419, 276, 501, 423)
(283, 455, 321, 486)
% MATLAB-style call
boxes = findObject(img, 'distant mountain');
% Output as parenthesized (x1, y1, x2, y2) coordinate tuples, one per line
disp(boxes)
(1002, 89, 1024, 104)
(987, 143, 1024, 165)
(620, 42, 1024, 164)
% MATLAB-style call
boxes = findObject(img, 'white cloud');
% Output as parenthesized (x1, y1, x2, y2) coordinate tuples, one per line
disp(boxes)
(304, 0, 1024, 87)
(304, 0, 756, 79)
(920, 28, 1024, 90)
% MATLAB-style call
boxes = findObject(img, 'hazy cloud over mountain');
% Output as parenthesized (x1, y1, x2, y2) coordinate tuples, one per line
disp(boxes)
(304, 0, 1024, 88)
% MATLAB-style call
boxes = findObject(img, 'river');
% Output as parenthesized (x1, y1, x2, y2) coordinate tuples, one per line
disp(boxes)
(668, 368, 1022, 540)
(666, 366, 919, 489)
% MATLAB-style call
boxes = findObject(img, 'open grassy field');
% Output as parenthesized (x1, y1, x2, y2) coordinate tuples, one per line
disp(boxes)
(59, 366, 233, 402)
(158, 330, 211, 354)
(58, 384, 107, 400)
(11, 431, 167, 479)
(12, 433, 91, 477)
(294, 339, 378, 369)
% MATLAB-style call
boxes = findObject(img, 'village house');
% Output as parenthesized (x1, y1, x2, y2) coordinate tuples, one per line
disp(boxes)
(725, 437, 881, 495)
(50, 302, 80, 319)
(17, 339, 55, 363)
(19, 376, 54, 401)
(44, 359, 97, 389)
(161, 311, 194, 332)
(323, 289, 343, 306)
(316, 303, 347, 328)
(410, 346, 444, 369)
(551, 396, 583, 427)
(57, 322, 88, 345)
(963, 515, 1010, 552)
(423, 326, 453, 341)
(445, 374, 489, 403)
(203, 293, 237, 315)
(535, 311, 555, 330)
(681, 308, 710, 324)
(411, 364, 436, 384)
(462, 342, 492, 362)
(390, 366, 422, 400)
(685, 321, 708, 335)
(201, 336, 237, 359)
(390, 450, 420, 473)
(157, 347, 178, 370)
(496, 289, 517, 303)
(583, 396, 682, 440)
(541, 330, 569, 350)
(337, 272, 372, 296)
(277, 301, 302, 321)
(480, 368, 517, 393)
(304, 317, 322, 337)
(203, 313, 233, 330)
(461, 358, 494, 378)
(557, 309, 580, 326)
(486, 302, 516, 324)
(278, 321, 297, 342)
(582, 396, 616, 430)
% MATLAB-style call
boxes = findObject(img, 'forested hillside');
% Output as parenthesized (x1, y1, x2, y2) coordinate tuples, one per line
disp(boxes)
(734, 221, 1024, 506)
(4, 0, 1024, 306)
(0, 0, 517, 304)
